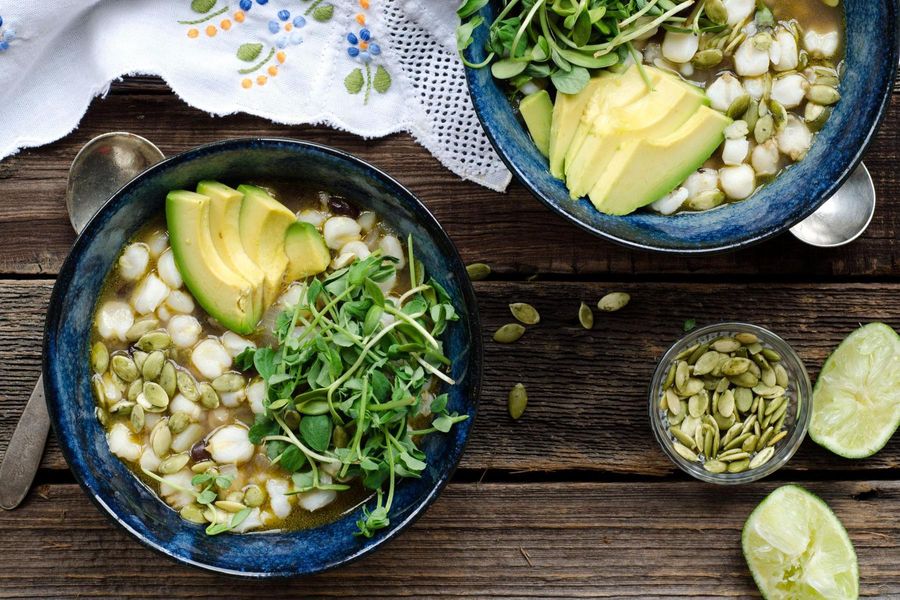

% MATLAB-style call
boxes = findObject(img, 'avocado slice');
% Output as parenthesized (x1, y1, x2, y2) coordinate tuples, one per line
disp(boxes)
(284, 221, 331, 281)
(165, 190, 259, 334)
(549, 75, 610, 179)
(563, 65, 655, 182)
(565, 71, 706, 199)
(519, 90, 553, 158)
(236, 184, 297, 306)
(196, 181, 266, 318)
(589, 106, 731, 215)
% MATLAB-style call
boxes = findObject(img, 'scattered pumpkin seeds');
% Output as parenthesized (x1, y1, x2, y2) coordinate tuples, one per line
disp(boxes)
(597, 292, 630, 312)
(91, 342, 109, 375)
(508, 383, 528, 419)
(494, 323, 526, 344)
(659, 329, 794, 475)
(465, 262, 491, 281)
(509, 302, 540, 325)
(578, 302, 594, 330)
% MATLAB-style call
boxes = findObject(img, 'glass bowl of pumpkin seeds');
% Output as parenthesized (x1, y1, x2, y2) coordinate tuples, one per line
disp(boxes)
(649, 323, 812, 484)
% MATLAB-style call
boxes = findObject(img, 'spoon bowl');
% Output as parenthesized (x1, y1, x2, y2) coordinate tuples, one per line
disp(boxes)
(65, 132, 164, 234)
(789, 163, 876, 248)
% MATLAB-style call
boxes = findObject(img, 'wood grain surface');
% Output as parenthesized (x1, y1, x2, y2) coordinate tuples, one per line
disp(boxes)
(0, 77, 897, 598)
(0, 481, 897, 599)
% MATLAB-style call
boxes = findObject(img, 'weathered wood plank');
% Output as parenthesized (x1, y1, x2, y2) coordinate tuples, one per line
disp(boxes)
(0, 481, 896, 598)
(0, 80, 896, 276)
(1, 280, 897, 474)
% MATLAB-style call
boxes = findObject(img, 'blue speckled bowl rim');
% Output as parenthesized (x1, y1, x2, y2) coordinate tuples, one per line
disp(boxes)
(42, 138, 483, 578)
(463, 3, 899, 254)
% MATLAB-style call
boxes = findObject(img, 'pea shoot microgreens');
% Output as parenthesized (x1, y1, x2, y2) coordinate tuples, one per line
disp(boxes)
(232, 235, 468, 538)
(457, 0, 725, 95)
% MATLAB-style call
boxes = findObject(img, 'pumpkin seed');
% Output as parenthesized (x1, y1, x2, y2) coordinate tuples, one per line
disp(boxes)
(143, 381, 169, 409)
(680, 378, 705, 397)
(692, 351, 721, 376)
(703, 426, 715, 458)
(665, 389, 682, 415)
(136, 331, 172, 352)
(176, 370, 200, 402)
(168, 411, 192, 434)
(767, 430, 788, 447)
(111, 355, 140, 382)
(126, 378, 143, 402)
(741, 434, 759, 453)
(675, 344, 700, 361)
(743, 99, 760, 131)
(713, 412, 736, 430)
(578, 302, 593, 330)
(141, 350, 166, 381)
(725, 432, 752, 451)
(688, 392, 709, 418)
(130, 404, 145, 433)
(243, 485, 266, 508)
(749, 446, 775, 469)
(703, 459, 727, 473)
(199, 383, 220, 409)
(761, 367, 777, 388)
(191, 460, 215, 473)
(508, 383, 527, 419)
(742, 414, 758, 435)
(773, 410, 788, 432)
(774, 363, 789, 388)
(756, 426, 775, 451)
(806, 84, 840, 105)
(673, 442, 699, 461)
(711, 337, 741, 353)
(159, 362, 177, 398)
(729, 371, 759, 388)
(692, 47, 724, 68)
(493, 323, 525, 343)
(804, 102, 831, 131)
(95, 406, 109, 427)
(212, 372, 246, 393)
(768, 98, 787, 127)
(685, 190, 726, 212)
(764, 395, 786, 416)
(754, 114, 775, 143)
(735, 332, 758, 345)
(465, 263, 491, 281)
(159, 452, 190, 475)
(733, 387, 753, 412)
(671, 426, 697, 449)
(214, 500, 247, 513)
(722, 423, 742, 448)
(704, 0, 728, 23)
(597, 292, 630, 312)
(91, 342, 109, 375)
(509, 303, 540, 325)
(669, 404, 686, 425)
(663, 363, 677, 390)
(674, 361, 689, 390)
(717, 389, 736, 418)
(180, 504, 208, 524)
(727, 458, 751, 473)
(722, 357, 752, 376)
(91, 376, 106, 405)
(125, 318, 159, 342)
(150, 419, 172, 458)
(761, 348, 782, 362)
(726, 94, 751, 120)
(108, 400, 134, 415)
(132, 350, 149, 371)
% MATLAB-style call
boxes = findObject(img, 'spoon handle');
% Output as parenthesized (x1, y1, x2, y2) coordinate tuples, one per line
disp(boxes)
(0, 376, 50, 510)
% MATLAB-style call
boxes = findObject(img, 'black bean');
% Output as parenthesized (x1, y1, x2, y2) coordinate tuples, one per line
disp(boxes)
(190, 440, 212, 462)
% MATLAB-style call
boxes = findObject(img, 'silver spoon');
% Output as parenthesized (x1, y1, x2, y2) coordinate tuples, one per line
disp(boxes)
(789, 162, 876, 247)
(0, 132, 163, 510)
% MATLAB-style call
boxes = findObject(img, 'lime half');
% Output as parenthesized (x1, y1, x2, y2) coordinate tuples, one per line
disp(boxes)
(743, 485, 858, 600)
(810, 322, 900, 458)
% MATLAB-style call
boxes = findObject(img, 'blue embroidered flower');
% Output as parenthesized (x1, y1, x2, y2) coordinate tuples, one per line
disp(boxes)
(346, 28, 381, 63)
(293, 16, 306, 28)
(239, 0, 252, 10)
(0, 17, 15, 52)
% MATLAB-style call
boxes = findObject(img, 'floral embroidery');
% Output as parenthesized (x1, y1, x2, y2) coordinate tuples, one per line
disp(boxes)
(179, 0, 256, 39)
(343, 1, 391, 103)
(0, 15, 18, 53)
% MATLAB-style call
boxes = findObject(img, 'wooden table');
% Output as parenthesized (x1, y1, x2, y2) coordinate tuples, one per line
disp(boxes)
(0, 76, 898, 599)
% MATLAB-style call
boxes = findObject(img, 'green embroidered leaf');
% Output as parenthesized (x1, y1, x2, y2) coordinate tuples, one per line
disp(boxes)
(373, 65, 392, 94)
(191, 0, 216, 14)
(344, 68, 364, 94)
(237, 43, 264, 62)
(313, 3, 334, 22)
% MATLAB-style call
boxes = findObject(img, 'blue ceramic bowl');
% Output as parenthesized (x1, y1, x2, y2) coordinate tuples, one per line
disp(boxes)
(464, 2, 899, 253)
(43, 139, 482, 577)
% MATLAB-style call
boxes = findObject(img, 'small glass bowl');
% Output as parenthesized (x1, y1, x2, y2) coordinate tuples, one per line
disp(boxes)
(649, 322, 812, 484)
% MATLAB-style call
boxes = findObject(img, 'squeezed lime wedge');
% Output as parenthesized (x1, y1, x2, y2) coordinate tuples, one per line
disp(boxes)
(742, 485, 858, 600)
(810, 322, 900, 458)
